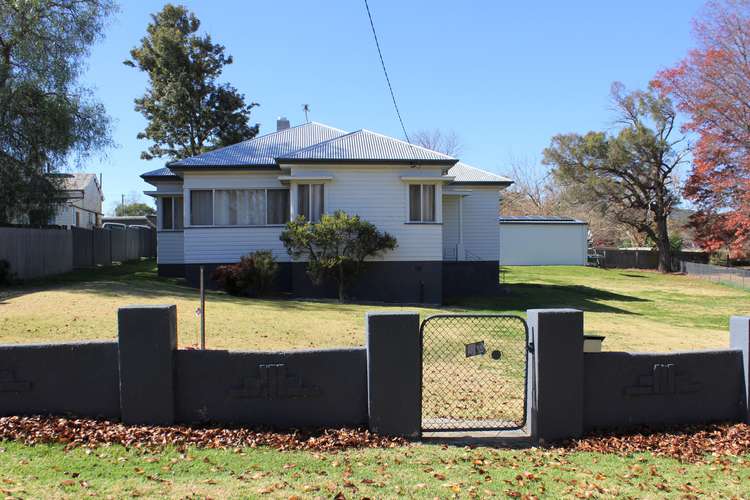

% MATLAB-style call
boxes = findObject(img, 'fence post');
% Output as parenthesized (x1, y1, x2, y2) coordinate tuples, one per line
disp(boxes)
(730, 316, 750, 423)
(527, 308, 584, 444)
(117, 305, 177, 425)
(366, 312, 421, 438)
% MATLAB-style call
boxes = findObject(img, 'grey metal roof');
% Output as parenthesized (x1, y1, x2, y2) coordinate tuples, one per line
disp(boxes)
(448, 162, 512, 184)
(62, 173, 98, 191)
(169, 122, 347, 168)
(278, 129, 457, 164)
(140, 122, 516, 185)
(141, 167, 179, 179)
(498, 215, 587, 224)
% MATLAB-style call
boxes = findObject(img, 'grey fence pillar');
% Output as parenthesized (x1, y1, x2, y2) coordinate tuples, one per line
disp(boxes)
(730, 316, 750, 423)
(528, 308, 584, 444)
(118, 305, 177, 425)
(366, 312, 421, 438)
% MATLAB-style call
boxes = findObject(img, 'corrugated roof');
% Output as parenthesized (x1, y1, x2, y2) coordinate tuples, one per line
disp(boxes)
(63, 173, 98, 191)
(448, 162, 512, 184)
(141, 167, 179, 179)
(498, 215, 586, 224)
(278, 129, 457, 163)
(170, 122, 347, 168)
(140, 122, 515, 185)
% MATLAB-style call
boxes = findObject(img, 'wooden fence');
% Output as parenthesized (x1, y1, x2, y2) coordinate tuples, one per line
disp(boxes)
(0, 227, 73, 280)
(593, 248, 709, 270)
(1, 226, 156, 280)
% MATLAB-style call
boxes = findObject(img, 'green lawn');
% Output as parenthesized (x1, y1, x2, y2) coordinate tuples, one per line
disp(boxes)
(0, 440, 746, 498)
(0, 259, 748, 351)
(2, 262, 750, 496)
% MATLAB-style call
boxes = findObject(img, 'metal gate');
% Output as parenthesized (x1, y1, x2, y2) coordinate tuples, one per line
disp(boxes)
(420, 314, 530, 432)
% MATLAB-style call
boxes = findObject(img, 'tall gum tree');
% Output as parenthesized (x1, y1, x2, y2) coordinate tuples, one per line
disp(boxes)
(543, 83, 687, 272)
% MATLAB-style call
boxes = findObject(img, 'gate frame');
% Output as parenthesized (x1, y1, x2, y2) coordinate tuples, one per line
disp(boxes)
(419, 313, 532, 433)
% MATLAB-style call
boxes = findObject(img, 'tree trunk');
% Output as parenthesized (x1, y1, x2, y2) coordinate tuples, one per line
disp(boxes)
(654, 215, 672, 273)
(337, 264, 345, 302)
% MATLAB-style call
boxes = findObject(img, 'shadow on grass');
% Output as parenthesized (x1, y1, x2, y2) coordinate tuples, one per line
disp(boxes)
(0, 259, 383, 314)
(451, 283, 649, 315)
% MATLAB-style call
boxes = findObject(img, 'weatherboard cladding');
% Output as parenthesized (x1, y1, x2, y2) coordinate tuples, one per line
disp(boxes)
(140, 122, 507, 184)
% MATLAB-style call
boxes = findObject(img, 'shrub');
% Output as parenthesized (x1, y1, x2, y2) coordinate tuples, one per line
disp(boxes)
(212, 250, 278, 297)
(0, 260, 16, 286)
(280, 210, 397, 301)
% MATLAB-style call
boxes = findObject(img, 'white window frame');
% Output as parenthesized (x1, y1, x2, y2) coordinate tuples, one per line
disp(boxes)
(160, 195, 184, 231)
(187, 188, 290, 228)
(407, 183, 440, 223)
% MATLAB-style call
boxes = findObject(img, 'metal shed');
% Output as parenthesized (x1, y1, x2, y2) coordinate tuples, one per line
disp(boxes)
(498, 216, 588, 266)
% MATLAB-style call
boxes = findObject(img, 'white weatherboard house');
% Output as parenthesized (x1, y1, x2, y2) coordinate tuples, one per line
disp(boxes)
(142, 120, 512, 303)
(50, 173, 104, 229)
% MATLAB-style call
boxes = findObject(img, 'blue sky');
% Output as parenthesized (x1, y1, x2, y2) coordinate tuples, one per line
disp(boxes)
(80, 0, 705, 213)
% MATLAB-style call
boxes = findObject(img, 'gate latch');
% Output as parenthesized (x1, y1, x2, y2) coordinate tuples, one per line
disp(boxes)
(527, 342, 535, 353)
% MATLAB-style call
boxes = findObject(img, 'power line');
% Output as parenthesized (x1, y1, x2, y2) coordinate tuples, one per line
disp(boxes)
(363, 0, 411, 144)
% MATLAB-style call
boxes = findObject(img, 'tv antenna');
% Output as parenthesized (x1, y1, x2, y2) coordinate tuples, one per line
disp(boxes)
(302, 104, 310, 123)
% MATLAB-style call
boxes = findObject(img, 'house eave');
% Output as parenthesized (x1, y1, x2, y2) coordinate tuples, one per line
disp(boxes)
(450, 180, 514, 187)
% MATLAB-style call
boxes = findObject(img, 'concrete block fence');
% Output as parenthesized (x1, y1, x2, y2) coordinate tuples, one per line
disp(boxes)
(0, 304, 747, 444)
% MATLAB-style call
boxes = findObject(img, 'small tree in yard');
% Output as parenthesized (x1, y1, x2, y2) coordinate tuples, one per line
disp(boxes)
(280, 211, 397, 302)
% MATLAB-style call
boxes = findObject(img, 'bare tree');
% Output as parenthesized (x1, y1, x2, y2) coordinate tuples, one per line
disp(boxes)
(501, 157, 628, 247)
(412, 129, 463, 156)
(500, 158, 562, 216)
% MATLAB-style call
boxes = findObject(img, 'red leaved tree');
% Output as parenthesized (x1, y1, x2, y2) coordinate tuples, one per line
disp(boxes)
(653, 0, 750, 259)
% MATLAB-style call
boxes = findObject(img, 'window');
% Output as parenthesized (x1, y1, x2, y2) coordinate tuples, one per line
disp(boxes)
(267, 189, 290, 225)
(161, 196, 184, 230)
(298, 184, 324, 222)
(190, 190, 213, 225)
(189, 189, 289, 226)
(408, 184, 436, 222)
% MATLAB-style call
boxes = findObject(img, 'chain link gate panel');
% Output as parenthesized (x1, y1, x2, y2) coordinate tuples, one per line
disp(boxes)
(420, 314, 529, 432)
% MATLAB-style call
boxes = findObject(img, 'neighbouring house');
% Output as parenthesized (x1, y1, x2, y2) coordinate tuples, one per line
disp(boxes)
(49, 173, 104, 229)
(142, 120, 512, 303)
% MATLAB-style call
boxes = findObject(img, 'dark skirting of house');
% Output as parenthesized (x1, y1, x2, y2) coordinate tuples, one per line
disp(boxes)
(176, 260, 499, 305)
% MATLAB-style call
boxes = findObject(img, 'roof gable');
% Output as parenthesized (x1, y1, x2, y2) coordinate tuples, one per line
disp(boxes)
(169, 122, 347, 168)
(278, 129, 457, 164)
(63, 173, 99, 191)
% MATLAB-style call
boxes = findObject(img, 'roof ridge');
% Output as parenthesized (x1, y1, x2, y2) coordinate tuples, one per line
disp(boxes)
(277, 129, 363, 158)
(170, 122, 347, 165)
(357, 129, 457, 160)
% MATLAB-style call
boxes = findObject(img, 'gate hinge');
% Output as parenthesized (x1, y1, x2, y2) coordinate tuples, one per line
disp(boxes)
(527, 342, 535, 353)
